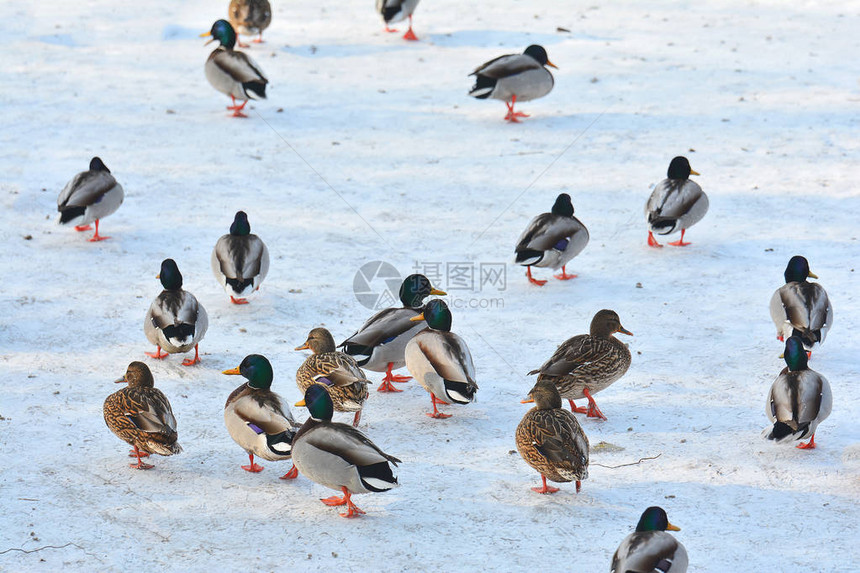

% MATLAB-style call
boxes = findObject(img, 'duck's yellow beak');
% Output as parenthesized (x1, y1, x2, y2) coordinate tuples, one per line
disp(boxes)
(295, 342, 310, 351)
(808, 271, 819, 279)
(690, 168, 700, 176)
(546, 59, 558, 69)
(294, 399, 306, 407)
(778, 352, 785, 359)
(520, 397, 534, 404)
(200, 31, 216, 45)
(155, 273, 160, 279)
(114, 375, 126, 384)
(667, 522, 681, 531)
(222, 367, 241, 375)
(430, 288, 446, 296)
(410, 312, 426, 322)
(617, 325, 634, 336)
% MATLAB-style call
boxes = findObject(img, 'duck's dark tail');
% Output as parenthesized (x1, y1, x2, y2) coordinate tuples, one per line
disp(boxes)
(243, 81, 267, 100)
(58, 206, 86, 224)
(765, 421, 809, 443)
(469, 75, 496, 99)
(358, 460, 399, 492)
(791, 327, 820, 348)
(515, 249, 544, 266)
(647, 214, 678, 235)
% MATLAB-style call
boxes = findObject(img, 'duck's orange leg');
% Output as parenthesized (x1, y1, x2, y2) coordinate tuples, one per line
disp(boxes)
(280, 465, 298, 480)
(531, 475, 559, 494)
(241, 453, 264, 473)
(526, 267, 547, 286)
(129, 446, 154, 470)
(181, 345, 201, 366)
(667, 229, 691, 247)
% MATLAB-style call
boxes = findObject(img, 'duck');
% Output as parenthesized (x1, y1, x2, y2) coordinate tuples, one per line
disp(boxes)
(377, 0, 420, 41)
(469, 45, 557, 122)
(763, 335, 832, 449)
(103, 362, 182, 470)
(404, 299, 478, 418)
(527, 309, 632, 420)
(201, 19, 268, 117)
(340, 274, 446, 392)
(211, 211, 270, 305)
(769, 255, 832, 351)
(144, 259, 209, 366)
(228, 0, 272, 47)
(516, 378, 589, 494)
(645, 156, 708, 248)
(514, 193, 589, 286)
(295, 327, 370, 427)
(57, 156, 124, 242)
(223, 354, 301, 478)
(611, 507, 688, 573)
(291, 385, 400, 518)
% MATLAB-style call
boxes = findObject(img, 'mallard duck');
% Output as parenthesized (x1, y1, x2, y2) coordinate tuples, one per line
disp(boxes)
(469, 45, 557, 122)
(377, 0, 420, 41)
(763, 335, 832, 449)
(516, 378, 589, 494)
(291, 385, 400, 518)
(211, 211, 270, 305)
(57, 156, 124, 242)
(405, 299, 478, 418)
(514, 193, 589, 286)
(340, 274, 446, 392)
(769, 255, 832, 350)
(201, 20, 268, 117)
(228, 0, 272, 47)
(223, 354, 300, 478)
(103, 362, 182, 470)
(645, 156, 707, 248)
(144, 259, 209, 366)
(527, 309, 632, 420)
(295, 327, 370, 427)
(611, 507, 688, 573)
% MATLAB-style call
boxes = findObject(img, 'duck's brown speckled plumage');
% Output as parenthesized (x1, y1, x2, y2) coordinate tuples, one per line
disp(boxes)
(516, 379, 588, 488)
(103, 362, 182, 460)
(296, 328, 369, 415)
(529, 309, 632, 402)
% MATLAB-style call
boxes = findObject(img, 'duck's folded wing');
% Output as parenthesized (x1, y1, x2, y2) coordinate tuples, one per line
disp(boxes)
(516, 214, 584, 252)
(213, 50, 268, 83)
(416, 333, 476, 384)
(304, 424, 400, 466)
(126, 390, 177, 433)
(215, 235, 266, 279)
(530, 336, 612, 377)
(342, 308, 419, 348)
(233, 395, 292, 433)
(58, 171, 117, 208)
(321, 354, 370, 387)
(648, 180, 703, 219)
(472, 54, 539, 78)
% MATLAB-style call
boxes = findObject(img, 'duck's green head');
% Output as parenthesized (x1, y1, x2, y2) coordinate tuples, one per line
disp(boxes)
(202, 19, 237, 49)
(157, 259, 183, 290)
(230, 211, 251, 236)
(115, 361, 154, 388)
(223, 354, 273, 390)
(782, 336, 808, 371)
(304, 384, 334, 421)
(666, 156, 699, 180)
(399, 274, 446, 308)
(636, 506, 680, 532)
(784, 255, 817, 284)
(410, 299, 452, 332)
(551, 193, 574, 217)
(590, 309, 633, 338)
(523, 45, 557, 69)
(89, 157, 110, 173)
(295, 327, 337, 354)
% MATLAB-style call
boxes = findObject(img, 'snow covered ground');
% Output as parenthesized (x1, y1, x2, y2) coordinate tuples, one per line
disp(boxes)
(1, 0, 858, 570)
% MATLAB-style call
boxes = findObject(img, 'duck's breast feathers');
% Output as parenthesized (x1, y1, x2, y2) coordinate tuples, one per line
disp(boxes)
(227, 386, 294, 432)
(210, 47, 268, 84)
(515, 213, 589, 265)
(299, 422, 400, 467)
(342, 307, 421, 348)
(213, 234, 269, 281)
(646, 179, 707, 233)
(768, 370, 832, 426)
(413, 331, 477, 385)
(530, 334, 616, 377)
(611, 531, 687, 573)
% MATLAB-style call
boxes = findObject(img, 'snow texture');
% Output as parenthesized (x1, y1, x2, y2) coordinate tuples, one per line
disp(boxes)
(1, 0, 858, 571)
